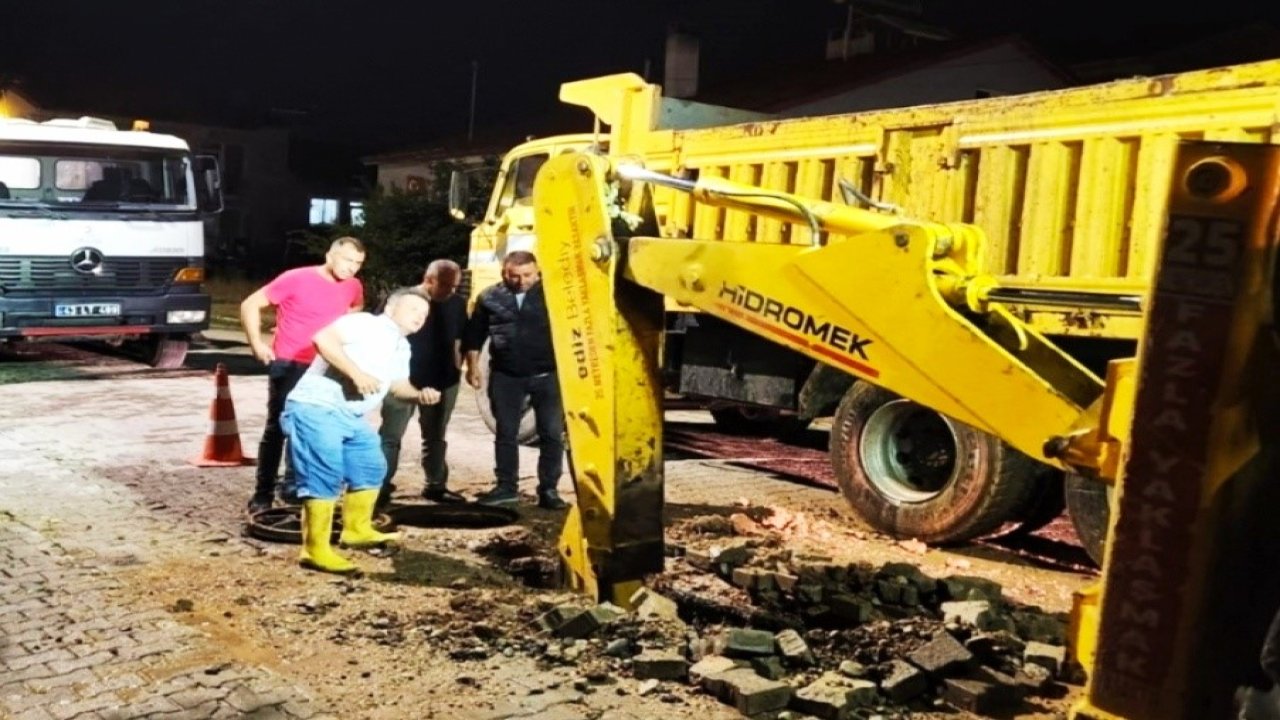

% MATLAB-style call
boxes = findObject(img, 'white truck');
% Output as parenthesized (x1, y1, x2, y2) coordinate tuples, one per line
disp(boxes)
(0, 116, 222, 367)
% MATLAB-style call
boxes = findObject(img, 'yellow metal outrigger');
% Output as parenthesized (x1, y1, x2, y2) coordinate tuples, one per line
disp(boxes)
(535, 143, 1280, 718)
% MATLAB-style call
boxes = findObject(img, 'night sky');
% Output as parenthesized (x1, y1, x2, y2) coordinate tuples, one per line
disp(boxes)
(1, 0, 1275, 153)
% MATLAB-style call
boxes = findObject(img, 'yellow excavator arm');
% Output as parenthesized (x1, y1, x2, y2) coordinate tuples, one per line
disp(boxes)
(533, 151, 1107, 599)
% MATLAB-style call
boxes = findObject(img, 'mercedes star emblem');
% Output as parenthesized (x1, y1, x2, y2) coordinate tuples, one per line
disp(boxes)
(70, 247, 104, 275)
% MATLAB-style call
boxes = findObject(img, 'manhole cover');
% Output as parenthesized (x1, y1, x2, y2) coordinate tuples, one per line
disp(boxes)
(246, 506, 396, 545)
(389, 502, 518, 529)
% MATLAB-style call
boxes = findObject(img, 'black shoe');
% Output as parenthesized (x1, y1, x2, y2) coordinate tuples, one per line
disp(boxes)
(537, 492, 569, 510)
(477, 487, 519, 508)
(246, 493, 273, 515)
(422, 487, 467, 504)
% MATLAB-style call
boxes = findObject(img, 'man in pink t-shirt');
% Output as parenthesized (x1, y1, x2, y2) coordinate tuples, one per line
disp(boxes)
(240, 236, 366, 513)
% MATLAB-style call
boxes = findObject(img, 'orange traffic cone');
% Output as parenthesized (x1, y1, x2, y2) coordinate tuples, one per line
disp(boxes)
(189, 362, 256, 467)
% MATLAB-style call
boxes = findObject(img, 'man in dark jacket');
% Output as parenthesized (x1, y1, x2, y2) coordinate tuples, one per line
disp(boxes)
(377, 259, 470, 508)
(463, 251, 567, 509)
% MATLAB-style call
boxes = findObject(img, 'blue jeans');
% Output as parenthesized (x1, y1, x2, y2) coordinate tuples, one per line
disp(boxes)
(281, 400, 386, 501)
(490, 370, 564, 495)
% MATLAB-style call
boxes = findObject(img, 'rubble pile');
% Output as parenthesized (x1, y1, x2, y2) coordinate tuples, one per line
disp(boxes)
(305, 520, 1077, 717)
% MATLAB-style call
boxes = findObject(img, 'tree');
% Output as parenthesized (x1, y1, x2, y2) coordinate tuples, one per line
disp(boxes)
(303, 191, 465, 306)
(301, 158, 497, 307)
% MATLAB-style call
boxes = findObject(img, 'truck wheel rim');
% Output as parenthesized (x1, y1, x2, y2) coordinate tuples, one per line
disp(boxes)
(860, 399, 960, 504)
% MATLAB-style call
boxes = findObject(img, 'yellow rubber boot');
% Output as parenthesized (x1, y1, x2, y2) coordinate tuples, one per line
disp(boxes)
(339, 488, 402, 548)
(299, 500, 358, 575)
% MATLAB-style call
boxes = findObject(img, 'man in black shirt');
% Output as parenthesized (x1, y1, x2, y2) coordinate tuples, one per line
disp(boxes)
(463, 251, 567, 510)
(377, 259, 470, 507)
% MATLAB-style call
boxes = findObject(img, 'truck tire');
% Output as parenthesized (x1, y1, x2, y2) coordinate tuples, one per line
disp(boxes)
(1005, 469, 1067, 537)
(1065, 473, 1112, 566)
(829, 383, 1035, 544)
(130, 334, 188, 369)
(473, 341, 538, 445)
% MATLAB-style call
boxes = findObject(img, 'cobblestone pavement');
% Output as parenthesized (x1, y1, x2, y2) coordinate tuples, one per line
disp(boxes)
(0, 342, 334, 720)
(0, 340, 798, 720)
(0, 338, 1086, 719)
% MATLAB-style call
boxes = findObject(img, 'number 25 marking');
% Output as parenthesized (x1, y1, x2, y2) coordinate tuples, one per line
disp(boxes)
(1166, 217, 1241, 268)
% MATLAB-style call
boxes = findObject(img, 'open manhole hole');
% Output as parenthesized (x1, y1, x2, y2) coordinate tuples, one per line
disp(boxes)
(388, 502, 518, 529)
(245, 506, 396, 545)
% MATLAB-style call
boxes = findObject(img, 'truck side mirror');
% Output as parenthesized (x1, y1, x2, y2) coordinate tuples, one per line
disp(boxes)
(193, 155, 224, 214)
(449, 170, 471, 222)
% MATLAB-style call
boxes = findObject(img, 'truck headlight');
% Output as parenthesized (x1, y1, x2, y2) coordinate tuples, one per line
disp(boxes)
(167, 310, 207, 324)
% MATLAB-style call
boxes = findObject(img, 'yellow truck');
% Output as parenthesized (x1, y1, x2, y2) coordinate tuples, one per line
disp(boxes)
(456, 58, 1280, 564)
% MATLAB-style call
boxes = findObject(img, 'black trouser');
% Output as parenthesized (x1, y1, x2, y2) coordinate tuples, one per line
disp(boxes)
(490, 370, 564, 495)
(254, 359, 308, 498)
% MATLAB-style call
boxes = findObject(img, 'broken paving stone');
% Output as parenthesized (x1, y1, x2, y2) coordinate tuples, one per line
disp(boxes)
(604, 638, 632, 658)
(792, 671, 878, 719)
(942, 576, 1004, 605)
(941, 600, 994, 630)
(838, 660, 869, 679)
(797, 584, 824, 604)
(638, 679, 661, 696)
(633, 651, 689, 681)
(879, 563, 939, 595)
(964, 631, 1025, 661)
(1023, 641, 1067, 676)
(943, 667, 1024, 715)
(775, 628, 815, 666)
(829, 593, 874, 624)
(1013, 611, 1068, 645)
(879, 660, 928, 703)
(731, 567, 762, 591)
(718, 667, 793, 716)
(631, 588, 681, 623)
(1015, 663, 1054, 694)
(751, 655, 787, 680)
(690, 655, 746, 695)
(908, 632, 974, 676)
(536, 605, 584, 633)
(724, 628, 777, 657)
(772, 572, 800, 594)
(554, 603, 626, 639)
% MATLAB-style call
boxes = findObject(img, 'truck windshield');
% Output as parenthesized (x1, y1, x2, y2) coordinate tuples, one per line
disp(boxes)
(0, 142, 192, 211)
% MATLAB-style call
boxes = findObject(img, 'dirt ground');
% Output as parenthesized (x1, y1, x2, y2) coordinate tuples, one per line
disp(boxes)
(0, 336, 1096, 719)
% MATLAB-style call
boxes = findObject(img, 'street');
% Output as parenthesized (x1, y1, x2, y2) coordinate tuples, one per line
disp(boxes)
(0, 336, 1093, 720)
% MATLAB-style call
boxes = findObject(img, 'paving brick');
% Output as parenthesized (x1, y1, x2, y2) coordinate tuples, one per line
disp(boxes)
(1024, 641, 1067, 676)
(722, 628, 775, 657)
(46, 691, 123, 720)
(792, 671, 877, 718)
(909, 632, 974, 676)
(631, 651, 688, 681)
(629, 588, 680, 623)
(6, 647, 75, 671)
(689, 655, 745, 695)
(774, 629, 814, 666)
(880, 659, 928, 702)
(168, 685, 232, 709)
(717, 667, 792, 716)
(27, 667, 98, 692)
(11, 707, 55, 720)
(941, 600, 995, 629)
(225, 685, 286, 713)
(47, 650, 115, 675)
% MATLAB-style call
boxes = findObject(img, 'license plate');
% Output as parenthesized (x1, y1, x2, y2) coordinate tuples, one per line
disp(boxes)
(55, 303, 122, 318)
